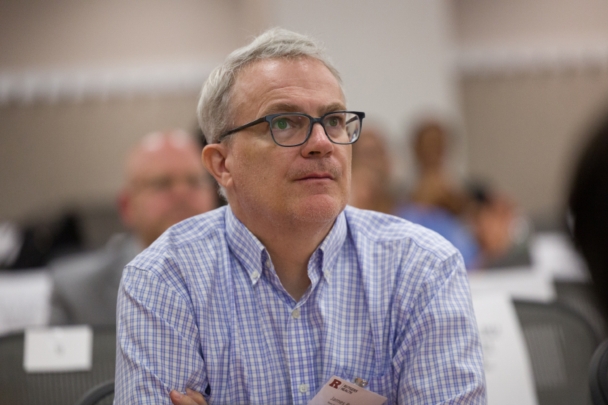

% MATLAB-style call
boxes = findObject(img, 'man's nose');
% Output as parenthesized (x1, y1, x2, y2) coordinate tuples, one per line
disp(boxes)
(301, 122, 333, 157)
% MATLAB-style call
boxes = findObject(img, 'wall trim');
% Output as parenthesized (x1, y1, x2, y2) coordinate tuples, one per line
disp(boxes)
(0, 61, 215, 105)
(4, 46, 608, 104)
(455, 45, 608, 77)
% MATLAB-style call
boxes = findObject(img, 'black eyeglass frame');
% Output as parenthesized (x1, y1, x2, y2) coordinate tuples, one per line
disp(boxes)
(217, 111, 366, 147)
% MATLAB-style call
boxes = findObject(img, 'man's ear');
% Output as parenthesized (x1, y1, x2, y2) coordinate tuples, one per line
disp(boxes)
(202, 144, 232, 190)
(117, 189, 134, 228)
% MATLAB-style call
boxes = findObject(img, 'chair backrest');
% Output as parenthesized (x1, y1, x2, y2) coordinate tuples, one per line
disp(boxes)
(590, 339, 608, 405)
(554, 280, 608, 341)
(514, 300, 602, 405)
(0, 326, 116, 405)
(75, 379, 115, 405)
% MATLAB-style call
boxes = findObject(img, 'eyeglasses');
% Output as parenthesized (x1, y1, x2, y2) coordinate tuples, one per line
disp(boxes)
(134, 175, 211, 194)
(218, 111, 365, 147)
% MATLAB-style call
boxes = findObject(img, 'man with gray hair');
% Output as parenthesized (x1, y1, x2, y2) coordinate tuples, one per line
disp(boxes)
(115, 28, 486, 405)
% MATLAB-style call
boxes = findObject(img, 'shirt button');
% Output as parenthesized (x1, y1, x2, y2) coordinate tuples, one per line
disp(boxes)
(291, 308, 300, 319)
(251, 271, 260, 281)
(298, 383, 309, 393)
(265, 258, 271, 268)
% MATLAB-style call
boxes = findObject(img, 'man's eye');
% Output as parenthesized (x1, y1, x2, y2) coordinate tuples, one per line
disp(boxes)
(150, 178, 172, 190)
(272, 118, 291, 130)
(325, 114, 345, 128)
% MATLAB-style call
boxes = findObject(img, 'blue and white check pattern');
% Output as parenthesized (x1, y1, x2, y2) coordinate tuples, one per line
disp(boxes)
(114, 206, 486, 405)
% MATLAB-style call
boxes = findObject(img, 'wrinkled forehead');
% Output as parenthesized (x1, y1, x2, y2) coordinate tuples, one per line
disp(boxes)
(231, 57, 345, 107)
(230, 57, 346, 119)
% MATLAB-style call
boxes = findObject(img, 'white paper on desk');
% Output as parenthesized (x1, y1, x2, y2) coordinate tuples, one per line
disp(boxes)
(468, 267, 555, 302)
(472, 293, 538, 405)
(23, 325, 93, 373)
(0, 269, 52, 336)
(530, 232, 589, 281)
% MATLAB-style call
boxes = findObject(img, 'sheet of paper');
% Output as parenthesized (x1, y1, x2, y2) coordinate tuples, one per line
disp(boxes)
(530, 232, 589, 281)
(472, 293, 538, 405)
(308, 375, 387, 405)
(0, 269, 52, 336)
(23, 325, 93, 373)
(468, 266, 555, 302)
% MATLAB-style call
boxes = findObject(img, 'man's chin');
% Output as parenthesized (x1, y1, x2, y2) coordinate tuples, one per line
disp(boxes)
(291, 194, 346, 224)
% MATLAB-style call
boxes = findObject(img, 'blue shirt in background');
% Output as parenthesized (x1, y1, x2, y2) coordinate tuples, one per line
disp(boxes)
(396, 204, 480, 270)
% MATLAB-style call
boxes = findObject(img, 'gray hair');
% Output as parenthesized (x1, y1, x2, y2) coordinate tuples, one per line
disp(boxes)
(196, 27, 343, 145)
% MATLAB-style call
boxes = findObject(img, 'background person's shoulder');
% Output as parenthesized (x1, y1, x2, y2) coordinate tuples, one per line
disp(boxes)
(344, 205, 460, 261)
(128, 207, 228, 272)
(164, 206, 227, 246)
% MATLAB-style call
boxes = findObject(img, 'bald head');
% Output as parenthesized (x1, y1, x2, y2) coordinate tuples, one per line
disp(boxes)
(125, 130, 195, 183)
(120, 130, 218, 247)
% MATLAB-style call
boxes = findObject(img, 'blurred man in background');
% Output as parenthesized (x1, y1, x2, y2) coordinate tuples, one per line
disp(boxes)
(50, 130, 219, 325)
(467, 182, 532, 269)
(349, 124, 396, 214)
(395, 119, 480, 269)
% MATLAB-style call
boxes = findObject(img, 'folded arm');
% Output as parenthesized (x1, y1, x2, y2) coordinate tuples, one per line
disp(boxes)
(170, 388, 207, 405)
(114, 266, 208, 404)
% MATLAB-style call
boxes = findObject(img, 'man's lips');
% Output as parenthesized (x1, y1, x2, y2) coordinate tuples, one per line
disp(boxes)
(296, 172, 334, 181)
(289, 163, 341, 182)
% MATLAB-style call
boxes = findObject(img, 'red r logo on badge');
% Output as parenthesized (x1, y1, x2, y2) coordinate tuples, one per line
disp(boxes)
(329, 379, 342, 389)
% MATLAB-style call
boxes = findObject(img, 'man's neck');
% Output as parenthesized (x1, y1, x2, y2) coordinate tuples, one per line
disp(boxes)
(264, 222, 334, 301)
(231, 206, 336, 301)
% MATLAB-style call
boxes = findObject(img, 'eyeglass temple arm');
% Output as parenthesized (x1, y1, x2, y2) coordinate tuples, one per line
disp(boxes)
(217, 116, 268, 142)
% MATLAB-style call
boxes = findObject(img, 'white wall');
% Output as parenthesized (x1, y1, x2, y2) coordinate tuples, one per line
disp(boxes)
(274, 0, 457, 142)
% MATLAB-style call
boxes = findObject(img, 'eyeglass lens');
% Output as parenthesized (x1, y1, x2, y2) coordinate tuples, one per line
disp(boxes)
(269, 112, 360, 146)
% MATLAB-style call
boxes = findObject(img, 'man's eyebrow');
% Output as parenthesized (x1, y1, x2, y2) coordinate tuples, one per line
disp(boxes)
(263, 103, 302, 115)
(263, 102, 348, 116)
(319, 103, 347, 115)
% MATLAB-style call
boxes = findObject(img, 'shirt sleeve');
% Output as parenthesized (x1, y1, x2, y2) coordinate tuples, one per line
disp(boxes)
(395, 252, 487, 404)
(114, 265, 207, 405)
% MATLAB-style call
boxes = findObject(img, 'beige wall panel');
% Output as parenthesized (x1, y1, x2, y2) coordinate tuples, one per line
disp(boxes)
(0, 94, 200, 220)
(0, 0, 249, 70)
(455, 0, 608, 48)
(460, 71, 608, 218)
(0, 0, 277, 221)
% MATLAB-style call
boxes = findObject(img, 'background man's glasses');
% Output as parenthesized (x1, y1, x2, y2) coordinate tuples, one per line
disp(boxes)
(134, 175, 211, 194)
(219, 111, 365, 147)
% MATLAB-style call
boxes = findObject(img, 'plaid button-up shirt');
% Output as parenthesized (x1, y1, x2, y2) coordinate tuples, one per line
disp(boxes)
(114, 206, 486, 404)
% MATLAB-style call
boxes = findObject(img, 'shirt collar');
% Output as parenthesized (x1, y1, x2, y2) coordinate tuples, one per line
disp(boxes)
(316, 209, 347, 281)
(225, 207, 266, 285)
(224, 206, 348, 284)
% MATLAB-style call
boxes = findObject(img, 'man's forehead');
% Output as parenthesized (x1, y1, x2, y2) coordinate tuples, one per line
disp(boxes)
(232, 57, 345, 109)
(139, 131, 191, 151)
(127, 140, 201, 180)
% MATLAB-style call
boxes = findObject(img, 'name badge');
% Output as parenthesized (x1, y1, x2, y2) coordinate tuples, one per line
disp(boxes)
(308, 375, 387, 405)
(23, 325, 93, 373)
